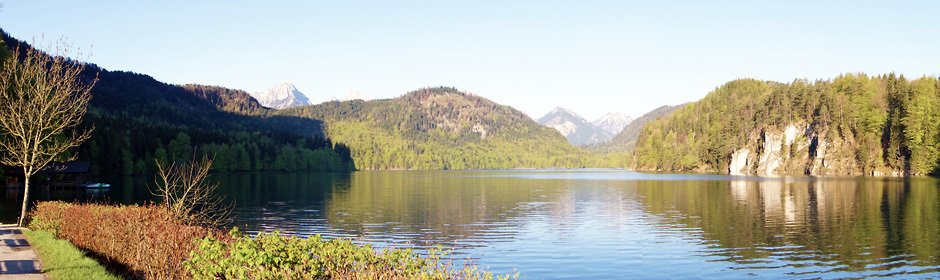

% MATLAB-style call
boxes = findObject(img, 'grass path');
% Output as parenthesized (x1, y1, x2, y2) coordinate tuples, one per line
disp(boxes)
(22, 230, 121, 280)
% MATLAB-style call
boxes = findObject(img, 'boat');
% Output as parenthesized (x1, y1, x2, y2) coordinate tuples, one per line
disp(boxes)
(83, 182, 111, 189)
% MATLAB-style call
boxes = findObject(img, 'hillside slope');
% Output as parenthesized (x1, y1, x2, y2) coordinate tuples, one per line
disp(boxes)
(1, 31, 353, 176)
(280, 87, 591, 170)
(591, 105, 684, 154)
(632, 74, 940, 176)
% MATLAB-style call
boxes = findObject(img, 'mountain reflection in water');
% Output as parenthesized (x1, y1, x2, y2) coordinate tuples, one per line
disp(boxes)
(4, 170, 937, 278)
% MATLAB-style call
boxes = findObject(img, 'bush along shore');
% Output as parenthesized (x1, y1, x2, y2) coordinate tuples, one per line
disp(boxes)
(28, 201, 516, 279)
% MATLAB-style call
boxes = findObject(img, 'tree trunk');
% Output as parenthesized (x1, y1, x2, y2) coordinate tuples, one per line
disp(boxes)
(18, 175, 30, 227)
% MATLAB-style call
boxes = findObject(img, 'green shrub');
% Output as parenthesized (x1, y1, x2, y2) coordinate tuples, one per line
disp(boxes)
(30, 202, 513, 279)
(186, 228, 516, 280)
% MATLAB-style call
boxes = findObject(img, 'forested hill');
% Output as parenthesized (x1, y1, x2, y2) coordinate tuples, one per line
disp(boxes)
(590, 104, 684, 154)
(279, 87, 591, 170)
(632, 74, 940, 176)
(0, 31, 353, 176)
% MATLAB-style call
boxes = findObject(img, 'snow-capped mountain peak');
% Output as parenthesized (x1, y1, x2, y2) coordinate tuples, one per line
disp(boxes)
(537, 107, 613, 146)
(251, 82, 311, 109)
(592, 112, 633, 134)
(547, 107, 581, 118)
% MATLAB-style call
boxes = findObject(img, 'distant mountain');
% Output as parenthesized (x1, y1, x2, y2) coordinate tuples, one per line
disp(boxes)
(592, 112, 633, 135)
(0, 30, 352, 176)
(591, 105, 684, 154)
(279, 87, 590, 170)
(252, 82, 311, 109)
(537, 107, 613, 146)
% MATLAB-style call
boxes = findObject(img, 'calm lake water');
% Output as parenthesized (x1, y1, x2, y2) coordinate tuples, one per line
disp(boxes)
(4, 170, 940, 279)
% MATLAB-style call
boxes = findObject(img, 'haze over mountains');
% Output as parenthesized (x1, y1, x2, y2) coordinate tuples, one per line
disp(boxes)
(593, 112, 633, 135)
(537, 108, 614, 146)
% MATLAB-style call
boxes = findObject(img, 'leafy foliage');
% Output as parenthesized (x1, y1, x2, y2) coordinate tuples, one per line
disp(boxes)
(29, 201, 512, 280)
(280, 87, 592, 170)
(632, 74, 940, 175)
(186, 229, 515, 280)
(28, 201, 224, 279)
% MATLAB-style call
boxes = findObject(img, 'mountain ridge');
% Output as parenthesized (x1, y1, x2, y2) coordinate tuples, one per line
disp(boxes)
(0, 30, 353, 176)
(592, 112, 633, 135)
(632, 75, 940, 176)
(586, 105, 684, 155)
(252, 82, 311, 109)
(537, 107, 613, 146)
(279, 87, 591, 170)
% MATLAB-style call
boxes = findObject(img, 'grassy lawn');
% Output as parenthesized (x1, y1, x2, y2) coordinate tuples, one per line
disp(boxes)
(22, 230, 122, 280)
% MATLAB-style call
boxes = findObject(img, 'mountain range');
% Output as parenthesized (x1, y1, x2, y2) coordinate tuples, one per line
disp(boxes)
(278, 88, 590, 170)
(0, 31, 353, 176)
(250, 82, 311, 109)
(590, 105, 685, 154)
(537, 108, 614, 146)
(593, 112, 633, 135)
(11, 28, 930, 176)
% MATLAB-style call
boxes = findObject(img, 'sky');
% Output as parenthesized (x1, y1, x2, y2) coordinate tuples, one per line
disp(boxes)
(1, 1, 938, 120)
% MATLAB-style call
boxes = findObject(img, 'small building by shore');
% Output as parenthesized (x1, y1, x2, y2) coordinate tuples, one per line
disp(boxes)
(3, 161, 91, 189)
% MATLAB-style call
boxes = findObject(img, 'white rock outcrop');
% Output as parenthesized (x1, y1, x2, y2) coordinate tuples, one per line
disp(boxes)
(728, 123, 827, 177)
(756, 131, 784, 177)
(729, 149, 750, 175)
(784, 124, 800, 146)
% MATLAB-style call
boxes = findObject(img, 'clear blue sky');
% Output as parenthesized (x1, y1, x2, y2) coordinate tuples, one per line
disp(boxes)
(1, 1, 938, 120)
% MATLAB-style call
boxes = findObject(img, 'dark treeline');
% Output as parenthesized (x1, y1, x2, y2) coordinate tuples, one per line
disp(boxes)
(1, 31, 354, 177)
(75, 70, 354, 176)
(633, 74, 940, 176)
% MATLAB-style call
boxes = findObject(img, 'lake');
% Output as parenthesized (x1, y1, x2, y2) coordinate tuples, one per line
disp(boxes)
(3, 170, 940, 279)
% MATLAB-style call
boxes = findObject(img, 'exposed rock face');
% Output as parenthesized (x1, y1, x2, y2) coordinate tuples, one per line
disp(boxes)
(729, 149, 750, 176)
(784, 124, 800, 146)
(809, 134, 829, 175)
(252, 82, 311, 109)
(729, 123, 854, 177)
(756, 130, 785, 177)
(592, 112, 633, 135)
(537, 107, 614, 146)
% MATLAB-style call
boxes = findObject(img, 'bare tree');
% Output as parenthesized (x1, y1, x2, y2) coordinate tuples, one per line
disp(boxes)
(0, 44, 95, 226)
(153, 155, 230, 227)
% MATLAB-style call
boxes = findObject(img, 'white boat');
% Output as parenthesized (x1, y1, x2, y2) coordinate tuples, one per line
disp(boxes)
(84, 182, 111, 189)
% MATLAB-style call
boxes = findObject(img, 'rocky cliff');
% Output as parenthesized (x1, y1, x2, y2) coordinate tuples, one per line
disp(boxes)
(633, 75, 940, 177)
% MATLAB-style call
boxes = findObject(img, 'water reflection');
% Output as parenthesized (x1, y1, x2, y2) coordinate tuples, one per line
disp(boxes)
(3, 170, 938, 278)
(322, 171, 574, 248)
(636, 177, 940, 278)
